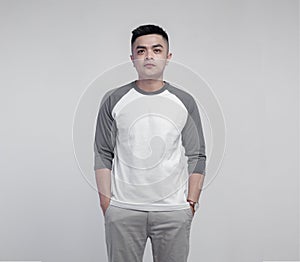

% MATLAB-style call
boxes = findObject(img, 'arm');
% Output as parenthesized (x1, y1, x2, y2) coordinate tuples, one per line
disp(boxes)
(95, 168, 111, 215)
(187, 173, 205, 203)
(94, 91, 116, 216)
(181, 96, 206, 212)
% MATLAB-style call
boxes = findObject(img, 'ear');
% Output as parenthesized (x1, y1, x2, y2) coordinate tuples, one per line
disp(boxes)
(166, 52, 172, 64)
(130, 54, 135, 67)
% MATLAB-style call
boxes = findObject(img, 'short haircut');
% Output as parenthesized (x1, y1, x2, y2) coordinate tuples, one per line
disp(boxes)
(131, 24, 169, 49)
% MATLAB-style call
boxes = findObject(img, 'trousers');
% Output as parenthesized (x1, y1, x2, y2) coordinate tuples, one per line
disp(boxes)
(104, 205, 194, 262)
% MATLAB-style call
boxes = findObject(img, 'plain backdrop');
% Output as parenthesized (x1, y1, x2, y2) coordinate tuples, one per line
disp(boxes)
(0, 1, 299, 262)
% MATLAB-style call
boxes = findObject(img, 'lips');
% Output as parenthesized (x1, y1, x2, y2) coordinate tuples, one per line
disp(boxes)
(144, 64, 155, 68)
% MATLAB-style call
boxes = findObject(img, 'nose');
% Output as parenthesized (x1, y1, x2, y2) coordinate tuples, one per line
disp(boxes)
(145, 49, 154, 60)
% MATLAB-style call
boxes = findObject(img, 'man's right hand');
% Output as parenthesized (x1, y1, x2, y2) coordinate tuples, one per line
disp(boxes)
(95, 168, 112, 216)
(100, 199, 110, 216)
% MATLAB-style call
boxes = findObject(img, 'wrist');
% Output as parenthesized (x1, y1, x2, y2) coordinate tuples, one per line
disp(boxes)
(187, 199, 199, 212)
(100, 198, 110, 207)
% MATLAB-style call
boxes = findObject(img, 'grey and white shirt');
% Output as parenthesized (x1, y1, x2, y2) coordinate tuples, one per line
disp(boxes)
(94, 80, 206, 211)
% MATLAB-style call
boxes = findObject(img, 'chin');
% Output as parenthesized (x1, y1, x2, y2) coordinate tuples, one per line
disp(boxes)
(139, 72, 163, 80)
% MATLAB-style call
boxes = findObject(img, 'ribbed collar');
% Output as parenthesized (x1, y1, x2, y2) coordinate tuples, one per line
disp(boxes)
(132, 80, 169, 95)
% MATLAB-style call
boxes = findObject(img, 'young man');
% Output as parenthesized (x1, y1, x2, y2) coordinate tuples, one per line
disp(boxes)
(94, 24, 206, 262)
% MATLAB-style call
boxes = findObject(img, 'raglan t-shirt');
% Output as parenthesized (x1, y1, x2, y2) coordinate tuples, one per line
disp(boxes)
(94, 80, 206, 211)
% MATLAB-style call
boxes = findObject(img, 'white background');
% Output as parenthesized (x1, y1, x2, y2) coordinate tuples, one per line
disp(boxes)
(0, 1, 299, 261)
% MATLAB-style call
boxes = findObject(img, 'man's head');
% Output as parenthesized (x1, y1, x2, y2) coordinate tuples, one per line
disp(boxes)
(131, 24, 169, 52)
(130, 24, 172, 81)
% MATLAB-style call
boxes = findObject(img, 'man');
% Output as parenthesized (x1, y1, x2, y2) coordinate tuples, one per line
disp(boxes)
(94, 24, 206, 262)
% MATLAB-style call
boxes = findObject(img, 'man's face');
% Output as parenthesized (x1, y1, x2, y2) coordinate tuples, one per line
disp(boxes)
(130, 34, 172, 81)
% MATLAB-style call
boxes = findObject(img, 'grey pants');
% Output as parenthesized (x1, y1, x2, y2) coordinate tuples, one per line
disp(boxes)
(104, 205, 194, 262)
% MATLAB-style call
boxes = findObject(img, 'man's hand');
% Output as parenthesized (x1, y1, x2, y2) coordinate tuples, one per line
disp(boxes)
(100, 194, 110, 216)
(95, 168, 112, 216)
(190, 205, 195, 216)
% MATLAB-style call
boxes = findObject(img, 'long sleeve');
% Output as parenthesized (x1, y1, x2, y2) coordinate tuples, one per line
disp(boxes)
(181, 97, 206, 175)
(94, 93, 117, 170)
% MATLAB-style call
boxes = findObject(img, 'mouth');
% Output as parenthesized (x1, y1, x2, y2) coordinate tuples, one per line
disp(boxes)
(144, 63, 156, 67)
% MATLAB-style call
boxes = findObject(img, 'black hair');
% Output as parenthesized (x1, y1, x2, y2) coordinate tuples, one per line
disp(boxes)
(131, 24, 169, 48)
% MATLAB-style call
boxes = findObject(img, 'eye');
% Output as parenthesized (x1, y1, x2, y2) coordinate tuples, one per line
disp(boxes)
(137, 49, 145, 54)
(153, 49, 161, 53)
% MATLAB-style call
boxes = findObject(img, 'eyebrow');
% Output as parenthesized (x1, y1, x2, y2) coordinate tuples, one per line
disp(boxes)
(135, 44, 164, 50)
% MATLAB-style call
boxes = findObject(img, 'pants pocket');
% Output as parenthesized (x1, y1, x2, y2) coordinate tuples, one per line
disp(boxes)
(183, 207, 194, 220)
(104, 204, 112, 219)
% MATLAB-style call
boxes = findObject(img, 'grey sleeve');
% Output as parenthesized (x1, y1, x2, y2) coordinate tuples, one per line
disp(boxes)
(94, 92, 117, 170)
(181, 97, 206, 175)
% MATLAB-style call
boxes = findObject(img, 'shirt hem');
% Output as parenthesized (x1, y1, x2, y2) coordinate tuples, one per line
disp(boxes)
(110, 199, 190, 211)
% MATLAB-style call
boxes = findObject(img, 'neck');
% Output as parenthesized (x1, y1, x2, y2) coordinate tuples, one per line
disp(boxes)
(135, 79, 165, 92)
